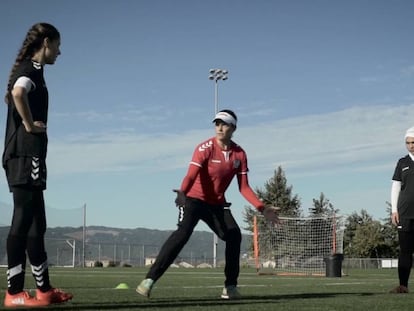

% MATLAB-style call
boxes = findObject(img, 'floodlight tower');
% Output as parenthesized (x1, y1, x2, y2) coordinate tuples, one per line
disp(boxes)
(208, 68, 229, 268)
(208, 68, 228, 114)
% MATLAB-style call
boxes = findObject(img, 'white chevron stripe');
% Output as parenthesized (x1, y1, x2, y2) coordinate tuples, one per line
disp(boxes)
(7, 264, 24, 279)
(198, 140, 213, 152)
(178, 206, 185, 222)
(31, 157, 41, 181)
(31, 261, 48, 275)
(34, 276, 44, 287)
(31, 262, 48, 287)
(32, 157, 39, 166)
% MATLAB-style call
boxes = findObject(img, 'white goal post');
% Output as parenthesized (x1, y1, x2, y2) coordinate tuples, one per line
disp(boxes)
(45, 238, 76, 268)
(253, 215, 345, 276)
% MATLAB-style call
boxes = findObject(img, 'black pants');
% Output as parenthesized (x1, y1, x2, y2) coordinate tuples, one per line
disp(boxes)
(7, 186, 50, 293)
(397, 220, 414, 287)
(146, 197, 242, 286)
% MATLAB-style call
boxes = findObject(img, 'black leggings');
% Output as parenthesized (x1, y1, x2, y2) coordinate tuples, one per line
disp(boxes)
(147, 198, 242, 286)
(398, 230, 414, 287)
(9, 187, 46, 237)
(7, 186, 48, 276)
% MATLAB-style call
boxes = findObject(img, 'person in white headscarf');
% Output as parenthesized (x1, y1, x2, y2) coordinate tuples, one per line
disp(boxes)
(390, 126, 414, 293)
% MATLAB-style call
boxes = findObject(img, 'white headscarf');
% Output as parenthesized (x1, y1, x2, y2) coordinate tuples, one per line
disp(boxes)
(405, 126, 414, 139)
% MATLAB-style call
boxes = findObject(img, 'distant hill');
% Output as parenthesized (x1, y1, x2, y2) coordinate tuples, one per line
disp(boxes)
(0, 225, 254, 267)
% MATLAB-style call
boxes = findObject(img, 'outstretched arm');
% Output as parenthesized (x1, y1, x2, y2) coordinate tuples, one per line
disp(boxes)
(237, 173, 264, 211)
(237, 173, 279, 224)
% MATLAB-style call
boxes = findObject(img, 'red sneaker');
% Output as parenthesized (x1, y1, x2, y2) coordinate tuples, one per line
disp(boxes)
(36, 288, 73, 304)
(4, 291, 49, 308)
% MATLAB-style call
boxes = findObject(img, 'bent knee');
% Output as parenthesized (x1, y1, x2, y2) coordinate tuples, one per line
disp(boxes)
(226, 228, 241, 242)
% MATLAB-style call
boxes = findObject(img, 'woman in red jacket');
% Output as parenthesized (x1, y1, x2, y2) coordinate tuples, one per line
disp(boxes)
(137, 109, 279, 300)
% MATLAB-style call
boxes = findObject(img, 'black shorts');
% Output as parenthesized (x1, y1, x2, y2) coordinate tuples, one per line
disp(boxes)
(4, 156, 47, 191)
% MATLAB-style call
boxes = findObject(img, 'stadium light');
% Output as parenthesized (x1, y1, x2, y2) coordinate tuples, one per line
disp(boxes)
(208, 68, 229, 268)
(208, 68, 228, 114)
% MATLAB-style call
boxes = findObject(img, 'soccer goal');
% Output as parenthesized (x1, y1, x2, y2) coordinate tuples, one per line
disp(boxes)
(45, 238, 76, 267)
(253, 214, 345, 276)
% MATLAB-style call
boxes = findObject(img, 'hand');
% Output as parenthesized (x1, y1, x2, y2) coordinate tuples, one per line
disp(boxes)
(262, 205, 280, 225)
(391, 212, 399, 226)
(172, 189, 186, 208)
(23, 120, 46, 133)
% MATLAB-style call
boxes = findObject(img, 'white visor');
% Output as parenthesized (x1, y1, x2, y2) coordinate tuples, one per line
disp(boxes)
(212, 111, 237, 126)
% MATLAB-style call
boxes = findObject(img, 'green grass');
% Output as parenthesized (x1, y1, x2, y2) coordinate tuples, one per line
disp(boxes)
(0, 267, 413, 310)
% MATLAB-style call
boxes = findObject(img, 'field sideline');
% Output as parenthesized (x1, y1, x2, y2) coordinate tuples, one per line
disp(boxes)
(0, 267, 413, 310)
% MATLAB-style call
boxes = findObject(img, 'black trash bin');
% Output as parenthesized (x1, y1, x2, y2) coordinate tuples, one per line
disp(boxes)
(324, 254, 344, 277)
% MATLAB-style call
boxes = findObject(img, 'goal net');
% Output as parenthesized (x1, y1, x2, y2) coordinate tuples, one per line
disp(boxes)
(253, 215, 345, 276)
(44, 238, 76, 267)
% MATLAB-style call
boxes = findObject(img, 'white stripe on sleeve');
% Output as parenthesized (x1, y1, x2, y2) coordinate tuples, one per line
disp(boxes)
(391, 180, 401, 213)
(13, 76, 35, 92)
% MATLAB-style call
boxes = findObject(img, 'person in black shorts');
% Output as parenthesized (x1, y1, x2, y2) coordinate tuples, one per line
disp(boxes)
(390, 126, 414, 293)
(2, 22, 73, 307)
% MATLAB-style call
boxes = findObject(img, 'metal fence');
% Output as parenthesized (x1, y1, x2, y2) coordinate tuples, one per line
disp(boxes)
(343, 258, 398, 270)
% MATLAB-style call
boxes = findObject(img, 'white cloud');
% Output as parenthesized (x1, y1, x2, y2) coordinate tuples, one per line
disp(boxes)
(47, 103, 413, 179)
(238, 104, 411, 177)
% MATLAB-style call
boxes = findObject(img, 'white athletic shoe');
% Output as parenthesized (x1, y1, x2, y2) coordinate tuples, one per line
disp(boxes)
(221, 285, 241, 299)
(136, 278, 154, 298)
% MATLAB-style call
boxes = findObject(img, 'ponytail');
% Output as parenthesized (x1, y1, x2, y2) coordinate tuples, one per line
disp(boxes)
(4, 23, 60, 104)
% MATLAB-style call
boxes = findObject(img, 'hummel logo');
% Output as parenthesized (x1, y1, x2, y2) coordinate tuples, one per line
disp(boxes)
(31, 157, 40, 180)
(178, 206, 185, 222)
(198, 140, 213, 152)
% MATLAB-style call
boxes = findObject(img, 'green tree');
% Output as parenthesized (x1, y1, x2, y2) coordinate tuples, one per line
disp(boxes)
(352, 219, 384, 258)
(244, 166, 302, 229)
(379, 202, 398, 258)
(243, 166, 302, 257)
(343, 209, 373, 257)
(257, 166, 301, 213)
(309, 192, 339, 217)
(344, 206, 398, 258)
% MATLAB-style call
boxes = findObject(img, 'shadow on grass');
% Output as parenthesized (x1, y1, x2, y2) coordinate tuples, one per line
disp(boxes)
(43, 292, 375, 310)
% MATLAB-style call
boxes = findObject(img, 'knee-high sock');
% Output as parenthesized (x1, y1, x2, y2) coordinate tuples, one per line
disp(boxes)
(6, 235, 27, 294)
(27, 236, 51, 292)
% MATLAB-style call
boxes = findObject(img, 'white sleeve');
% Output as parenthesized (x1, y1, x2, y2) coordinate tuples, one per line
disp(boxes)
(391, 180, 401, 213)
(13, 76, 35, 92)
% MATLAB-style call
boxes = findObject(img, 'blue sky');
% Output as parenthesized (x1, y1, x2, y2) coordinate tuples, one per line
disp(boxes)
(0, 0, 413, 231)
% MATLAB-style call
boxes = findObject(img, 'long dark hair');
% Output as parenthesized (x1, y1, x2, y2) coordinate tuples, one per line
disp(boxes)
(4, 22, 60, 104)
